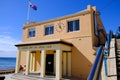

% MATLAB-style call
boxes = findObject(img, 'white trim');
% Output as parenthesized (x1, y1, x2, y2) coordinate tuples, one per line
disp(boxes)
(15, 50, 21, 73)
(40, 50, 46, 77)
(30, 53, 33, 72)
(56, 49, 62, 79)
(54, 53, 56, 75)
(32, 53, 36, 72)
(25, 51, 31, 75)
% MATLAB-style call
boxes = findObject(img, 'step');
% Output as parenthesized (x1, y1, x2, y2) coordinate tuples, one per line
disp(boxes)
(117, 72, 120, 75)
(117, 62, 120, 65)
(116, 54, 120, 57)
(116, 57, 120, 59)
(117, 67, 120, 70)
(116, 52, 120, 54)
(117, 64, 120, 67)
(116, 58, 120, 61)
(116, 53, 120, 55)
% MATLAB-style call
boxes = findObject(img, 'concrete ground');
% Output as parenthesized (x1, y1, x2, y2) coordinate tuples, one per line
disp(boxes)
(0, 74, 15, 80)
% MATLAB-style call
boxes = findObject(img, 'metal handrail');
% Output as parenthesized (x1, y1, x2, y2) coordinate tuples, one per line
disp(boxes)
(87, 46, 103, 80)
(87, 30, 113, 80)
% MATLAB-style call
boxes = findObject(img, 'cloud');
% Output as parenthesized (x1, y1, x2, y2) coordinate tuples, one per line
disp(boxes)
(0, 26, 17, 35)
(0, 35, 20, 57)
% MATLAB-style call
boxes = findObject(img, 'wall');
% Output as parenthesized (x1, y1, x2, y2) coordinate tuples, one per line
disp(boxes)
(19, 5, 106, 79)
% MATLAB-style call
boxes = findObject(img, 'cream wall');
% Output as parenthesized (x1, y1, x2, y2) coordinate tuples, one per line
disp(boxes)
(22, 14, 92, 43)
(20, 51, 26, 66)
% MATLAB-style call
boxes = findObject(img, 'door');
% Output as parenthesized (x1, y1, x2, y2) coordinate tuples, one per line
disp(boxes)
(46, 54, 54, 75)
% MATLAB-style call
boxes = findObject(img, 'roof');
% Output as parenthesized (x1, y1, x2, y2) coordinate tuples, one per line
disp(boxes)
(23, 9, 90, 28)
(15, 39, 73, 47)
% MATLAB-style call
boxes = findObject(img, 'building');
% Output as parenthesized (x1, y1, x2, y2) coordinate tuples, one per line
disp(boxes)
(15, 5, 106, 79)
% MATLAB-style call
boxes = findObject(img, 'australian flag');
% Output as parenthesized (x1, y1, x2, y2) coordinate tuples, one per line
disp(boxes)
(29, 2, 37, 10)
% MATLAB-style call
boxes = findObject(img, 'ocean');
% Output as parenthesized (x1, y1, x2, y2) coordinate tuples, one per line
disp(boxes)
(0, 57, 16, 70)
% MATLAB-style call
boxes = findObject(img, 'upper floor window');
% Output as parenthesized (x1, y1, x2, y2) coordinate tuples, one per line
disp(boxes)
(45, 25, 54, 35)
(68, 20, 80, 32)
(28, 28, 35, 38)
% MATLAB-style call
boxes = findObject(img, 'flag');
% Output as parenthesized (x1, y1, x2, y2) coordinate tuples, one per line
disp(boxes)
(29, 2, 37, 10)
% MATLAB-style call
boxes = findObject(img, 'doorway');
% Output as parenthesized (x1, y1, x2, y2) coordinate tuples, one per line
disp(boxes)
(46, 54, 54, 75)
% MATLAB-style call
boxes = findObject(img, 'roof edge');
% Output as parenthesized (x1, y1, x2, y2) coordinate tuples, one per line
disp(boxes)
(23, 9, 90, 28)
(15, 40, 73, 47)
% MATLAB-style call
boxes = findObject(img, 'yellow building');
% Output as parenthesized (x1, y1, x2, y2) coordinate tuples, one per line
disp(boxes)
(15, 5, 106, 79)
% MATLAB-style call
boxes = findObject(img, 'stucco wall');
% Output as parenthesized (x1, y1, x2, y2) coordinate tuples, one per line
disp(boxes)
(18, 5, 106, 79)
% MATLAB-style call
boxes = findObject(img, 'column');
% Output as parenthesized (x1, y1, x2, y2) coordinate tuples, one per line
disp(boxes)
(32, 53, 36, 72)
(40, 50, 46, 77)
(30, 53, 33, 72)
(68, 52, 71, 76)
(15, 50, 21, 73)
(25, 51, 31, 75)
(54, 53, 56, 75)
(63, 52, 67, 76)
(56, 49, 62, 80)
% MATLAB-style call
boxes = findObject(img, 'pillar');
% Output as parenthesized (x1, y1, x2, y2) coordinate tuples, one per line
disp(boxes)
(25, 50, 31, 75)
(15, 50, 21, 73)
(63, 52, 67, 76)
(40, 50, 46, 77)
(54, 53, 56, 75)
(32, 53, 36, 72)
(68, 52, 71, 76)
(30, 53, 33, 72)
(56, 49, 62, 80)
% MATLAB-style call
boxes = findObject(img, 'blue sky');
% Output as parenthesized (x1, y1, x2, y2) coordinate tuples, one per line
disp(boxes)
(0, 0, 119, 57)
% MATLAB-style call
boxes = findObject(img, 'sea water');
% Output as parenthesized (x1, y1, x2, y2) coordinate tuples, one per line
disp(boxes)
(0, 57, 16, 70)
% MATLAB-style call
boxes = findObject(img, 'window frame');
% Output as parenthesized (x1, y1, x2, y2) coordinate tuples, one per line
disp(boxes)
(28, 28, 36, 38)
(67, 19, 80, 32)
(45, 25, 54, 36)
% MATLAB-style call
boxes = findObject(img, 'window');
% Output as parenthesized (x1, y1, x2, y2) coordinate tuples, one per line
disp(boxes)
(93, 12, 99, 36)
(28, 28, 35, 38)
(68, 20, 80, 32)
(45, 25, 54, 35)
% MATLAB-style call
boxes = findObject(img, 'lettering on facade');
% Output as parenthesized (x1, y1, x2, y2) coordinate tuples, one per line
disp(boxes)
(18, 45, 55, 50)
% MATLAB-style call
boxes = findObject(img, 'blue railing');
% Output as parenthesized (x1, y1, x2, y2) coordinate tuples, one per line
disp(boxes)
(87, 46, 104, 80)
(87, 31, 112, 80)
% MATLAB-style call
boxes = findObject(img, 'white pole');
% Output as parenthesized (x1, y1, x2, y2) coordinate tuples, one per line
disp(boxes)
(27, 0, 30, 23)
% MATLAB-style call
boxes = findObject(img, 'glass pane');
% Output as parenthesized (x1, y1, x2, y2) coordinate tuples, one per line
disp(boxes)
(68, 21, 73, 32)
(33, 30, 35, 37)
(28, 28, 35, 37)
(45, 25, 54, 35)
(45, 27, 49, 35)
(29, 31, 31, 37)
(75, 20, 79, 31)
(50, 26, 54, 34)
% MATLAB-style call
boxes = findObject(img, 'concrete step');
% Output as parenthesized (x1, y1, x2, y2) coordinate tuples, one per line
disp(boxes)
(116, 58, 120, 61)
(116, 55, 120, 57)
(117, 62, 120, 65)
(12, 74, 39, 80)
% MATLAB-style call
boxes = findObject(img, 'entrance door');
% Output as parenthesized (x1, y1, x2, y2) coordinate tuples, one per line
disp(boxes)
(46, 54, 54, 75)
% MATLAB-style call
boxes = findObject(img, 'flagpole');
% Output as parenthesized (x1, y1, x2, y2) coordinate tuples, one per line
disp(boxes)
(27, 0, 30, 23)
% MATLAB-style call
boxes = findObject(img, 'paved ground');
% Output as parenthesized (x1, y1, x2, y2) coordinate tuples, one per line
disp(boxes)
(0, 74, 15, 80)
(1, 73, 81, 80)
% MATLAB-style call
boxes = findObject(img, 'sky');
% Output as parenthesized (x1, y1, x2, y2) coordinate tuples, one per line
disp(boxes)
(0, 0, 120, 57)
